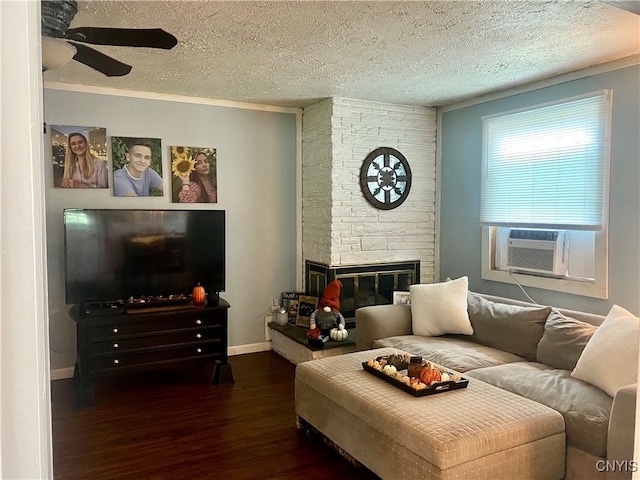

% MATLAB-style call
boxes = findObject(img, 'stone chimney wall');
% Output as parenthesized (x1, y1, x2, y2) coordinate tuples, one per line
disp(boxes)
(302, 97, 437, 284)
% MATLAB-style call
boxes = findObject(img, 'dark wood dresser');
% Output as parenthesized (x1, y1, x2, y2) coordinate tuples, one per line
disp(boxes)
(70, 299, 232, 408)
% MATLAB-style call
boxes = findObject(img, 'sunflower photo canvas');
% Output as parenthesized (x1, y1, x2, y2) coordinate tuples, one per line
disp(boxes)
(170, 146, 218, 204)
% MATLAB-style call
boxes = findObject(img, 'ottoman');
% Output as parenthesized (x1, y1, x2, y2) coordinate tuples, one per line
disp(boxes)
(295, 348, 565, 480)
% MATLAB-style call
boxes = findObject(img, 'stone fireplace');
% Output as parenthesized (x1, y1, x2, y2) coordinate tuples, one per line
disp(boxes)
(301, 98, 437, 324)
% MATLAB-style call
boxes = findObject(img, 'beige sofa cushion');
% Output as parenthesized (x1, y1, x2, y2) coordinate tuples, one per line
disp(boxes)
(467, 362, 612, 458)
(373, 334, 525, 372)
(536, 310, 597, 370)
(467, 291, 551, 361)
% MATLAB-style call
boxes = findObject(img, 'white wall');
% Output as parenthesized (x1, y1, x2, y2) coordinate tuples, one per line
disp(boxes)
(302, 97, 437, 283)
(44, 86, 299, 372)
(1, 1, 53, 478)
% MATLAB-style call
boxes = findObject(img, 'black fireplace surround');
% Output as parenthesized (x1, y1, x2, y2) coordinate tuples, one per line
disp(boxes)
(305, 260, 420, 326)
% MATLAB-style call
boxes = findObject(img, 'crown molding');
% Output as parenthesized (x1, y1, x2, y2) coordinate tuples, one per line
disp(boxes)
(439, 55, 640, 113)
(43, 81, 302, 115)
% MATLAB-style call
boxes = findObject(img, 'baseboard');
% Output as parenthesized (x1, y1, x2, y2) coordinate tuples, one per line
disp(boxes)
(50, 342, 273, 380)
(228, 341, 272, 356)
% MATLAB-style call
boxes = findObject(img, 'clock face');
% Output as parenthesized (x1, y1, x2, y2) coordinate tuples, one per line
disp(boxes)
(359, 147, 412, 210)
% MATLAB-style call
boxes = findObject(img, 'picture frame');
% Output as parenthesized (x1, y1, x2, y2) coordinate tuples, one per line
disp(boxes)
(393, 291, 411, 305)
(50, 125, 108, 189)
(170, 146, 218, 204)
(281, 292, 304, 325)
(296, 295, 319, 328)
(111, 136, 164, 197)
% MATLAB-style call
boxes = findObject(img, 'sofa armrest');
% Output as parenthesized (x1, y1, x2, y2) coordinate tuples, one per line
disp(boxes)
(607, 383, 637, 480)
(355, 304, 412, 351)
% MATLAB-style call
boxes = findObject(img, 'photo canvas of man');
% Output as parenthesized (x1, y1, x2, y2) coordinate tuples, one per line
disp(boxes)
(170, 146, 218, 204)
(112, 136, 164, 197)
(51, 125, 108, 189)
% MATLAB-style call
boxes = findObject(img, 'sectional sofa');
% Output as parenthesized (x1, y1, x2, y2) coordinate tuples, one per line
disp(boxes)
(355, 279, 638, 480)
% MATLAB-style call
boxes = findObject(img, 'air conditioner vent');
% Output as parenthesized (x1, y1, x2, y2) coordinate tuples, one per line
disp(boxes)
(507, 229, 567, 276)
(508, 246, 555, 272)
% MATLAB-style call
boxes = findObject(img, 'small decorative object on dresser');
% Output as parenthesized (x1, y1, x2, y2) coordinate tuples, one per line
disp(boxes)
(192, 282, 206, 306)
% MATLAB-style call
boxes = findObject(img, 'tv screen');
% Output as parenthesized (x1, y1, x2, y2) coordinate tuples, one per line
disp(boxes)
(64, 209, 225, 305)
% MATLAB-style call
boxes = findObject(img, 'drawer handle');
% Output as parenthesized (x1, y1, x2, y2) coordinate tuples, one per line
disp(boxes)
(113, 359, 120, 364)
(195, 319, 202, 325)
(196, 333, 202, 339)
(113, 343, 119, 349)
(112, 328, 119, 333)
(196, 348, 202, 354)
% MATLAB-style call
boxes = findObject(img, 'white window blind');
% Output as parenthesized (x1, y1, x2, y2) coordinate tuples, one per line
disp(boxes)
(480, 91, 611, 230)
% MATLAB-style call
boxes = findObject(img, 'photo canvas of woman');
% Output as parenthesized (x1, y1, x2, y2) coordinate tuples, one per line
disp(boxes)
(51, 125, 108, 189)
(170, 146, 218, 203)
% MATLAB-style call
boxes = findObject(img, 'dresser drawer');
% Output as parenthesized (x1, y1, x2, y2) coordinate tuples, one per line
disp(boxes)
(72, 300, 232, 408)
(89, 342, 222, 373)
(89, 327, 222, 354)
(89, 312, 221, 338)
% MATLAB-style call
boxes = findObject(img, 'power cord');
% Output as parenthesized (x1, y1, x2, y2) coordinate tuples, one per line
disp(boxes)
(508, 270, 539, 305)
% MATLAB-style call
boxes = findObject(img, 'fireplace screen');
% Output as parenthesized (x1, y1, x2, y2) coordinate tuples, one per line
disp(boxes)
(305, 260, 420, 325)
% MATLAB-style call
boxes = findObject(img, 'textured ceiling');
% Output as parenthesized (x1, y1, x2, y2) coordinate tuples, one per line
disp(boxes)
(42, 0, 640, 108)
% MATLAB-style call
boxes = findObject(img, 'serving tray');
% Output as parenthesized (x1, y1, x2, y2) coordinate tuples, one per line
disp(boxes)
(362, 359, 469, 397)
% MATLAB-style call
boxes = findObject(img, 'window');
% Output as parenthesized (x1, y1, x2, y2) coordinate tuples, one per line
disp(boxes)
(480, 91, 611, 298)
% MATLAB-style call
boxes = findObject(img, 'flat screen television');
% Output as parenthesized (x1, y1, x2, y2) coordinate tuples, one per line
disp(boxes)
(63, 209, 225, 306)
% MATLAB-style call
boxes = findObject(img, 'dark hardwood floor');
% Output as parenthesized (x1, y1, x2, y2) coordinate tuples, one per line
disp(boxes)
(51, 351, 379, 480)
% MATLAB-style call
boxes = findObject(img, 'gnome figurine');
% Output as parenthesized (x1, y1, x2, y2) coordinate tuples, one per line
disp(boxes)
(310, 280, 346, 335)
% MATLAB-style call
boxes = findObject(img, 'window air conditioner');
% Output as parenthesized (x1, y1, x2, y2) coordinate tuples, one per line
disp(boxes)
(507, 229, 568, 276)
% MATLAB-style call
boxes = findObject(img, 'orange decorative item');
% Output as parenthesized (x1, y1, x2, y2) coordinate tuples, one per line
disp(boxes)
(419, 366, 442, 386)
(192, 283, 206, 305)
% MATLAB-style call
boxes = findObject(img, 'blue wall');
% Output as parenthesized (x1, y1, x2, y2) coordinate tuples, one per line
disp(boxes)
(439, 64, 639, 315)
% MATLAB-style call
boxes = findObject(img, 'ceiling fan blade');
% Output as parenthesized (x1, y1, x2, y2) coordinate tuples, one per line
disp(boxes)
(65, 27, 178, 49)
(70, 42, 132, 77)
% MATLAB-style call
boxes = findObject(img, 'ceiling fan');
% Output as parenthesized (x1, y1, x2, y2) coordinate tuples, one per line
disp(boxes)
(41, 0, 178, 77)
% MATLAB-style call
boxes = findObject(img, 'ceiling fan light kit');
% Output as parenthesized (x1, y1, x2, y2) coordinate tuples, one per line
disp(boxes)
(40, 0, 178, 77)
(41, 36, 77, 71)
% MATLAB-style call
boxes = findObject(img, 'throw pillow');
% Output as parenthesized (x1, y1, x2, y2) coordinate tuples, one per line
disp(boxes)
(571, 305, 639, 397)
(467, 291, 551, 361)
(410, 277, 473, 336)
(536, 310, 598, 370)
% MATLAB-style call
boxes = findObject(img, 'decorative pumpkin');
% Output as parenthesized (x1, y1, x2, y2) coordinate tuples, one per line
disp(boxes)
(419, 366, 442, 386)
(329, 325, 348, 342)
(192, 283, 206, 305)
(386, 353, 408, 370)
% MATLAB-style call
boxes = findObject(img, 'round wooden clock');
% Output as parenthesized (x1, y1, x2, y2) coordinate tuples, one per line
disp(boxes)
(359, 147, 412, 210)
